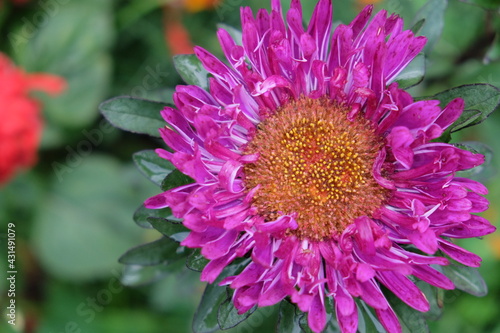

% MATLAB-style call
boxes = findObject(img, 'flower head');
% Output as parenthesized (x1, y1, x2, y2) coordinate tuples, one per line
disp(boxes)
(145, 1, 495, 332)
(0, 53, 66, 185)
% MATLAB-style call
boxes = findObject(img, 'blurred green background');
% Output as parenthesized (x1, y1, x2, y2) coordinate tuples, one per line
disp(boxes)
(0, 0, 499, 332)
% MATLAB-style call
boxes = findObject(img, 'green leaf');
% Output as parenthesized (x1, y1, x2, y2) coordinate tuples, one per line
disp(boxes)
(430, 84, 500, 141)
(395, 53, 425, 89)
(217, 290, 256, 329)
(119, 237, 188, 266)
(357, 300, 386, 333)
(454, 141, 495, 182)
(411, 0, 448, 54)
(442, 264, 488, 297)
(99, 96, 166, 137)
(120, 263, 176, 286)
(411, 19, 425, 35)
(277, 300, 303, 333)
(415, 281, 443, 321)
(387, 293, 429, 333)
(186, 249, 210, 272)
(133, 204, 177, 229)
(161, 169, 195, 191)
(192, 259, 250, 333)
(173, 54, 209, 90)
(12, 0, 114, 137)
(148, 217, 189, 242)
(32, 156, 157, 281)
(133, 150, 176, 186)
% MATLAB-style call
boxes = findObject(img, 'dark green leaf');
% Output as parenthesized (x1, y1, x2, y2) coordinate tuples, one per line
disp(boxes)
(218, 290, 256, 329)
(357, 300, 386, 333)
(395, 53, 425, 89)
(186, 249, 210, 272)
(415, 281, 443, 321)
(428, 84, 500, 142)
(193, 260, 250, 333)
(133, 150, 176, 186)
(133, 204, 177, 229)
(387, 293, 429, 333)
(411, 19, 425, 35)
(148, 217, 190, 242)
(411, 0, 448, 53)
(277, 300, 302, 333)
(161, 169, 195, 191)
(99, 96, 166, 137)
(174, 54, 209, 90)
(442, 264, 488, 297)
(119, 237, 188, 266)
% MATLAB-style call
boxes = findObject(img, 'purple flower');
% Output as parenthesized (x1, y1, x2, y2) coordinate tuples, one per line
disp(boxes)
(145, 1, 495, 332)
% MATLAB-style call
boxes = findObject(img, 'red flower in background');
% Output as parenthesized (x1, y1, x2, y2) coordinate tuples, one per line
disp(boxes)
(0, 53, 66, 185)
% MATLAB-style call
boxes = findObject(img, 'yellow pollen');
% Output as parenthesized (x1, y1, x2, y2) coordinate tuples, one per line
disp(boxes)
(243, 97, 389, 241)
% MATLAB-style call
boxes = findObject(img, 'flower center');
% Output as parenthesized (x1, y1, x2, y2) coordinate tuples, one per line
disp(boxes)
(243, 97, 389, 241)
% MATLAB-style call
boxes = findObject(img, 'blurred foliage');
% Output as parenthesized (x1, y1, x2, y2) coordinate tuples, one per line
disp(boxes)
(0, 0, 499, 332)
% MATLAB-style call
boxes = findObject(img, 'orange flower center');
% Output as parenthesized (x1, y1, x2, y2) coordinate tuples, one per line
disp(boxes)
(243, 98, 388, 240)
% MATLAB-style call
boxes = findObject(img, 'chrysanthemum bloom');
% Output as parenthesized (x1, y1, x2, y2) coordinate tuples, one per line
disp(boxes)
(145, 1, 495, 332)
(0, 53, 66, 185)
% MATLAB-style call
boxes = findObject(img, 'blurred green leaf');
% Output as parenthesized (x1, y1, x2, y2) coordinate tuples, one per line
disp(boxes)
(121, 263, 174, 286)
(119, 237, 189, 266)
(218, 291, 256, 329)
(12, 0, 114, 142)
(148, 217, 189, 242)
(395, 53, 425, 89)
(100, 96, 166, 137)
(133, 150, 176, 186)
(186, 249, 210, 272)
(277, 300, 302, 333)
(133, 204, 177, 229)
(411, 19, 425, 35)
(161, 169, 195, 191)
(173, 54, 210, 90)
(442, 264, 488, 297)
(412, 0, 448, 53)
(32, 156, 153, 280)
(430, 84, 500, 141)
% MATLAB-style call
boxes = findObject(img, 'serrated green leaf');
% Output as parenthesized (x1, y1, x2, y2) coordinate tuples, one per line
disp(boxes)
(218, 291, 256, 330)
(395, 53, 425, 89)
(442, 264, 488, 297)
(193, 259, 250, 333)
(99, 96, 166, 137)
(148, 217, 189, 242)
(429, 84, 500, 141)
(119, 237, 188, 266)
(277, 300, 303, 333)
(186, 249, 210, 272)
(133, 150, 176, 186)
(174, 54, 209, 90)
(133, 204, 177, 229)
(161, 169, 195, 191)
(411, 0, 447, 53)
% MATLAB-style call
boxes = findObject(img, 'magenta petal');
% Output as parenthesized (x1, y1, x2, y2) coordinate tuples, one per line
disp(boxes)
(378, 271, 429, 312)
(407, 228, 438, 254)
(375, 306, 402, 333)
(308, 293, 327, 333)
(438, 239, 482, 267)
